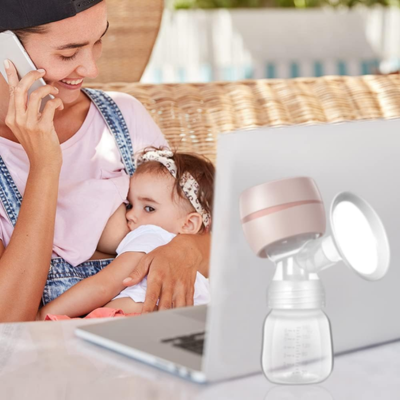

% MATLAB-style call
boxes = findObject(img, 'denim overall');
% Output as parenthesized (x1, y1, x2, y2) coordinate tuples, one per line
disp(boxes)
(0, 88, 135, 305)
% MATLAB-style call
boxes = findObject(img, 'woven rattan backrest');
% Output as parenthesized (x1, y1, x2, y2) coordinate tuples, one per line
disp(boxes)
(90, 0, 163, 83)
(86, 75, 400, 163)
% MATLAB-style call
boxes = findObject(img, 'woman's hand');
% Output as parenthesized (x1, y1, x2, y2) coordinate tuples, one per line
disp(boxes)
(123, 233, 211, 313)
(4, 60, 64, 170)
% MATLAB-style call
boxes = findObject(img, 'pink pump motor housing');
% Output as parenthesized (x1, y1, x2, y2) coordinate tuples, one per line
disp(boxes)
(240, 177, 326, 258)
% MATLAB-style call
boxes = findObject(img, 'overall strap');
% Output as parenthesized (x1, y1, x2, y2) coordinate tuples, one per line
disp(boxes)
(0, 156, 22, 226)
(81, 88, 135, 176)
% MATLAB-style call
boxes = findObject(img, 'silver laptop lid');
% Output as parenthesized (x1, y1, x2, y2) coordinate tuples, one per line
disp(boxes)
(204, 119, 400, 381)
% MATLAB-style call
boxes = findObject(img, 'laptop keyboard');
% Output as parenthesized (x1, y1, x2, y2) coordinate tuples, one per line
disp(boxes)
(161, 331, 206, 355)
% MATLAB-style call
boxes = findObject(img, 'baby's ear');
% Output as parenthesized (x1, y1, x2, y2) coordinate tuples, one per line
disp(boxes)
(179, 213, 203, 234)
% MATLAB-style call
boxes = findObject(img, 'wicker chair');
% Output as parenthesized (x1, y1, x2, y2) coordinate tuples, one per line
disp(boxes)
(91, 0, 164, 83)
(86, 75, 400, 163)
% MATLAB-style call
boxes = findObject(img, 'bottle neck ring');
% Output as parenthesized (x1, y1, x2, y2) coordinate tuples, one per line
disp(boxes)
(268, 279, 325, 309)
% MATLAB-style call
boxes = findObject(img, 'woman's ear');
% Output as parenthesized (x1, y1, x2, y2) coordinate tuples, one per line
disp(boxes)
(179, 212, 203, 234)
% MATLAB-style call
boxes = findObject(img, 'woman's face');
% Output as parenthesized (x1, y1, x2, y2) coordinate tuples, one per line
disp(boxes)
(22, 2, 108, 105)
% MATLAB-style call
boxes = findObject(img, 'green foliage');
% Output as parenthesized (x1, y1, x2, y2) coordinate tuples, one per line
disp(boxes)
(322, 0, 387, 7)
(274, 0, 320, 7)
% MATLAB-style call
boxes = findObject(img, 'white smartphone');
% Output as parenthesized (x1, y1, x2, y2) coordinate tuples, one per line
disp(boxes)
(0, 30, 54, 112)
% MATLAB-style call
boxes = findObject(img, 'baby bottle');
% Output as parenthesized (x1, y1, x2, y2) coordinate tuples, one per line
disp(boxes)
(263, 252, 333, 384)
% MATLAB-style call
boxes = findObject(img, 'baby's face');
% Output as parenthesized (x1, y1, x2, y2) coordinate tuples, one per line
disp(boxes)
(126, 171, 189, 234)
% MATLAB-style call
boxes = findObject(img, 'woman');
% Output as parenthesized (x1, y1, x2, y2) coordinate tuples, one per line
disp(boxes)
(0, 0, 210, 322)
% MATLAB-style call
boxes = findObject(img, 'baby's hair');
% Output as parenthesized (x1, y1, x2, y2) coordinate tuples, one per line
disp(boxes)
(134, 147, 215, 232)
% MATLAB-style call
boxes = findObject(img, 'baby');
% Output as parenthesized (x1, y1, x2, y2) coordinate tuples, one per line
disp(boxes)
(38, 148, 215, 319)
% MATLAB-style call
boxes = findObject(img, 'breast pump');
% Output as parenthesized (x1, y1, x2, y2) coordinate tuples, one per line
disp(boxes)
(239, 177, 390, 385)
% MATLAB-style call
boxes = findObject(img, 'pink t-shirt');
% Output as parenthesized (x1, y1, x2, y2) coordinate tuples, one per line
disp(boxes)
(0, 91, 168, 266)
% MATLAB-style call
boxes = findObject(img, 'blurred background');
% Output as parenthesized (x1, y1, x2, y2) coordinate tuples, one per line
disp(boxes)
(95, 0, 400, 84)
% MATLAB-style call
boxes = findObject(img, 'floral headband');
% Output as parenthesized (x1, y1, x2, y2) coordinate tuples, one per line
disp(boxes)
(136, 149, 211, 228)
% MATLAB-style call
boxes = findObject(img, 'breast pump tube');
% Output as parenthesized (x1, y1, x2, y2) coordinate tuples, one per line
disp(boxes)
(239, 177, 390, 385)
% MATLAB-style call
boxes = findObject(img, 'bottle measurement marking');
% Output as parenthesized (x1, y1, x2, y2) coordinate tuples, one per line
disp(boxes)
(283, 325, 312, 375)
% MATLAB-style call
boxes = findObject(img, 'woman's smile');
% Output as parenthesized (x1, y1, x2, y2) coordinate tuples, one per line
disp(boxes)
(58, 78, 84, 90)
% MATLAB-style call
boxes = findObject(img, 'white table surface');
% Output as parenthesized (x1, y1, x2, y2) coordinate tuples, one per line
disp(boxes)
(0, 319, 399, 400)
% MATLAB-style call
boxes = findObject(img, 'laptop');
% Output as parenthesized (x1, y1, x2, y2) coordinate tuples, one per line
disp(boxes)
(76, 118, 400, 383)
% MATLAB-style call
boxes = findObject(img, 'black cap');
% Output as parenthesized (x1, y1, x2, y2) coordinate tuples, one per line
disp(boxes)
(0, 0, 103, 30)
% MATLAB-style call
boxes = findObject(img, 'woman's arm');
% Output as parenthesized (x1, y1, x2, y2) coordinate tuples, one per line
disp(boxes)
(0, 166, 61, 322)
(0, 63, 64, 322)
(123, 231, 211, 313)
(37, 252, 145, 319)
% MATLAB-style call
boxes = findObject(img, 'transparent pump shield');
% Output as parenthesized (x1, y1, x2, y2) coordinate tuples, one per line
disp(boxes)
(296, 192, 390, 281)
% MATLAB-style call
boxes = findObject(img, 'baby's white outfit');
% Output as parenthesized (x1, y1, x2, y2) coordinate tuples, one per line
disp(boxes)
(113, 225, 210, 305)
